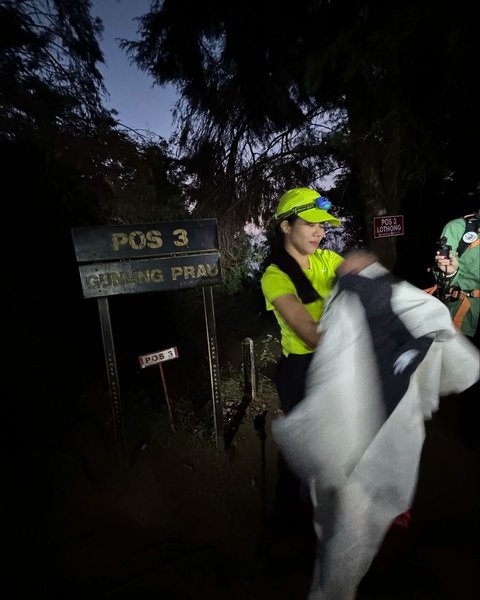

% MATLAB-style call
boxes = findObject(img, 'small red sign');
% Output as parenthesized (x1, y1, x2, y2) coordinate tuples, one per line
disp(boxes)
(138, 346, 179, 368)
(373, 215, 404, 239)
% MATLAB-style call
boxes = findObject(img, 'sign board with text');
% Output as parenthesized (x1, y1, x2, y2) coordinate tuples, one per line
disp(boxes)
(71, 218, 225, 457)
(373, 215, 404, 239)
(138, 347, 179, 368)
(71, 219, 218, 262)
(78, 253, 221, 298)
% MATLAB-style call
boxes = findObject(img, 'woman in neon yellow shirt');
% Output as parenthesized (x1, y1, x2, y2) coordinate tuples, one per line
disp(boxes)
(261, 187, 343, 414)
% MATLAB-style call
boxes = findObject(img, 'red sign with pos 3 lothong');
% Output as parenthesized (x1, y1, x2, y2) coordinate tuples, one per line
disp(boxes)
(373, 215, 404, 239)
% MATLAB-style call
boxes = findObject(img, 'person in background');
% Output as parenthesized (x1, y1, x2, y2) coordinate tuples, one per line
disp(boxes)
(433, 210, 480, 447)
(260, 187, 343, 532)
(434, 210, 479, 344)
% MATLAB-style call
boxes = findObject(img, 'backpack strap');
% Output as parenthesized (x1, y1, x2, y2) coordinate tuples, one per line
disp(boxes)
(451, 289, 480, 330)
(424, 284, 438, 296)
(467, 238, 480, 251)
(456, 214, 479, 257)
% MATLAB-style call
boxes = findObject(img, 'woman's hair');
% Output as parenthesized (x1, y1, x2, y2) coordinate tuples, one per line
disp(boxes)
(262, 215, 321, 304)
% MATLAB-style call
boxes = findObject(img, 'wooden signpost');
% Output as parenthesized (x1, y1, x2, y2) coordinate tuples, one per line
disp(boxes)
(138, 346, 179, 430)
(71, 219, 225, 463)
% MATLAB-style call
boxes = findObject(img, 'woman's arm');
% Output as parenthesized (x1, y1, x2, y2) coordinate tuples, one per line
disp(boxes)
(336, 250, 377, 275)
(273, 294, 321, 348)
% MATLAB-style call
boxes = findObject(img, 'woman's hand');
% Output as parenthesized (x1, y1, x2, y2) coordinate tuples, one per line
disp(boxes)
(336, 250, 377, 276)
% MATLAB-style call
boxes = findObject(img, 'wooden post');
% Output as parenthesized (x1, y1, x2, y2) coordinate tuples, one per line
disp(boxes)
(242, 337, 256, 402)
(158, 363, 175, 430)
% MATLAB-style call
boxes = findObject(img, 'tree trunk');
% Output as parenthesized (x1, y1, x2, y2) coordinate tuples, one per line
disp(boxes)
(345, 81, 402, 270)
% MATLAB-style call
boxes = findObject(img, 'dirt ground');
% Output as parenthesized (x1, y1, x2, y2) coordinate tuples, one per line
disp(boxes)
(4, 374, 479, 600)
(5, 384, 313, 599)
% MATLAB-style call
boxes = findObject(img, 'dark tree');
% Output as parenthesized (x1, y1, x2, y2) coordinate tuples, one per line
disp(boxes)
(125, 0, 480, 270)
(0, 1, 181, 450)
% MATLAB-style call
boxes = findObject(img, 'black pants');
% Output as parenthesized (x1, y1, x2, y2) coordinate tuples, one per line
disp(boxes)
(274, 353, 314, 414)
(272, 353, 314, 532)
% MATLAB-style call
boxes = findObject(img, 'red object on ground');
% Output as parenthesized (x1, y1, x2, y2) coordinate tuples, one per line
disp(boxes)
(392, 510, 412, 529)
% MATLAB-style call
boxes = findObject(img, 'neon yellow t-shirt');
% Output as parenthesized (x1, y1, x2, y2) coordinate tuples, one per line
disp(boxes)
(261, 249, 343, 356)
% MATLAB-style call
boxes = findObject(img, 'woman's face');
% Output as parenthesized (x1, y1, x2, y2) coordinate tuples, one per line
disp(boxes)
(282, 217, 325, 255)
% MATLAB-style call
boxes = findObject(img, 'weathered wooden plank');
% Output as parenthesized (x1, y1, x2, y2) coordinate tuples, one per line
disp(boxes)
(78, 252, 222, 298)
(72, 219, 218, 262)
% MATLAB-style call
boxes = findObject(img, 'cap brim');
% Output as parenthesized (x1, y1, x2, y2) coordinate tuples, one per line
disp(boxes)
(299, 208, 341, 226)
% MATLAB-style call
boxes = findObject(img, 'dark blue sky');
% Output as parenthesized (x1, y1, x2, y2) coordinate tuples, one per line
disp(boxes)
(91, 0, 177, 140)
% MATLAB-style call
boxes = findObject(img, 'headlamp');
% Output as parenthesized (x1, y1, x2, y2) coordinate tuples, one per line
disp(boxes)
(276, 196, 332, 221)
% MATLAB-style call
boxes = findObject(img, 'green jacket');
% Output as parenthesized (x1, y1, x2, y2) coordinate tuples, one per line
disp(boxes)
(435, 216, 479, 337)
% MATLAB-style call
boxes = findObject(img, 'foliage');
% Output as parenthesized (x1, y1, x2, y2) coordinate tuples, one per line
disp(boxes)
(256, 373, 278, 402)
(218, 225, 268, 294)
(133, 342, 280, 450)
(123, 1, 349, 252)
(1, 0, 117, 226)
(108, 140, 188, 224)
(0, 0, 108, 135)
(257, 333, 280, 372)
(138, 401, 216, 450)
(0, 0, 186, 227)
(220, 362, 243, 403)
(1, 0, 188, 415)
(125, 0, 480, 269)
(221, 334, 281, 405)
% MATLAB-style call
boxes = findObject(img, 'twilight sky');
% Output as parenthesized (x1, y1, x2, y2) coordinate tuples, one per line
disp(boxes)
(91, 0, 178, 140)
